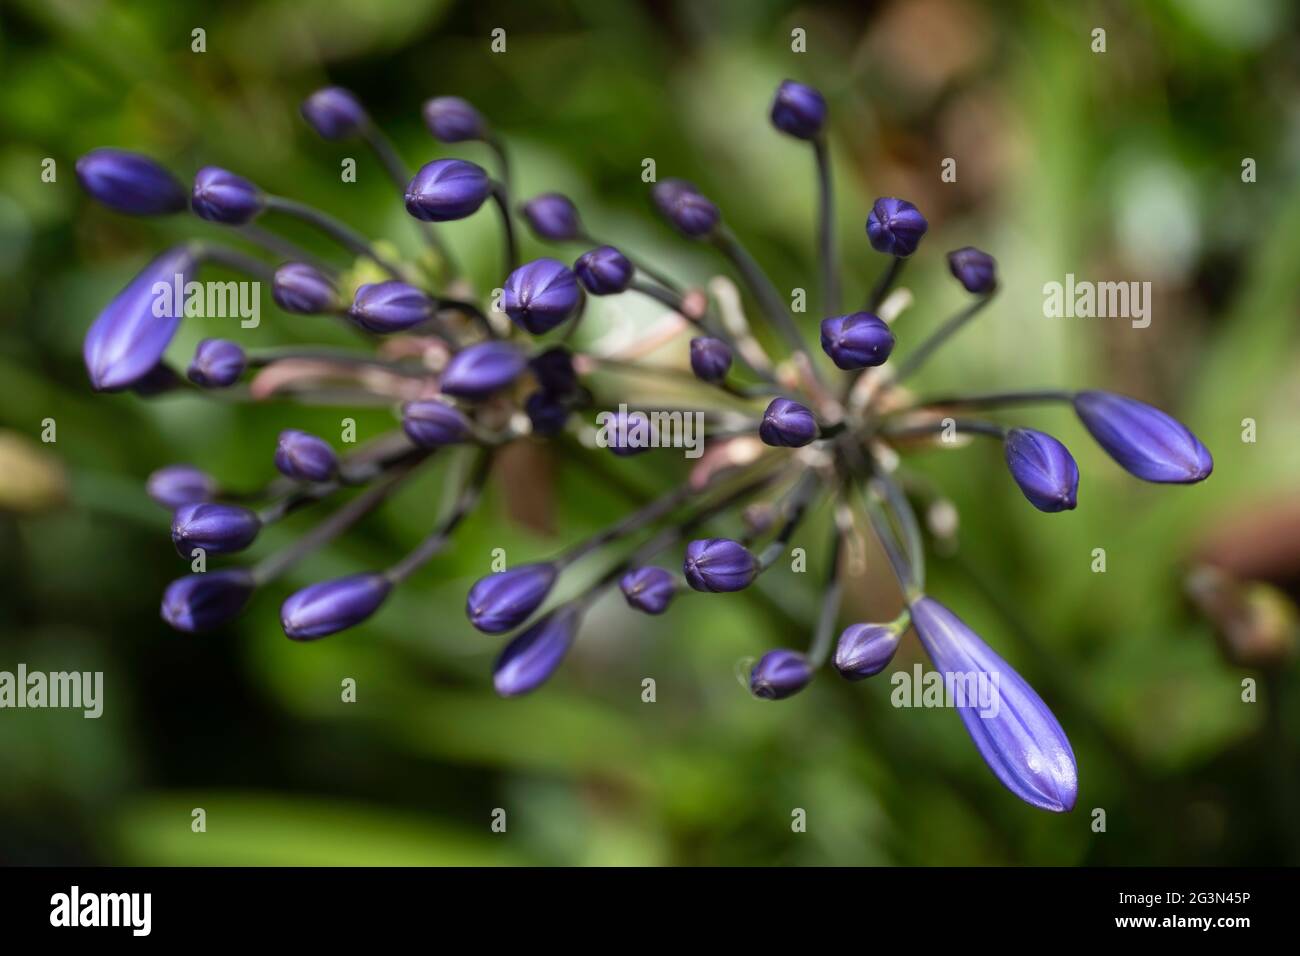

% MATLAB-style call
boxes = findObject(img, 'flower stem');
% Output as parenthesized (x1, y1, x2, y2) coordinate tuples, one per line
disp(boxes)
(890, 292, 994, 384)
(806, 519, 844, 668)
(264, 195, 406, 278)
(880, 417, 1009, 441)
(361, 125, 457, 273)
(234, 224, 336, 275)
(386, 450, 493, 583)
(813, 137, 839, 315)
(490, 182, 518, 272)
(867, 256, 905, 312)
(905, 388, 1076, 411)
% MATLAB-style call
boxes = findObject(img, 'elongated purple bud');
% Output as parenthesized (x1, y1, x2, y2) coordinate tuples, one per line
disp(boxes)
(503, 258, 581, 334)
(402, 398, 470, 447)
(466, 563, 558, 634)
(866, 197, 927, 257)
(147, 464, 217, 510)
(947, 247, 997, 294)
(161, 569, 256, 633)
(440, 341, 526, 399)
(620, 566, 677, 615)
(405, 158, 491, 222)
(281, 572, 392, 640)
(520, 193, 583, 241)
(574, 245, 633, 295)
(689, 336, 733, 383)
(684, 538, 757, 593)
(819, 312, 895, 370)
(910, 596, 1078, 813)
(759, 397, 818, 447)
(301, 86, 368, 140)
(274, 429, 338, 482)
(833, 623, 902, 680)
(187, 338, 246, 388)
(1073, 391, 1213, 484)
(493, 606, 580, 697)
(191, 166, 263, 224)
(171, 502, 260, 556)
(524, 391, 569, 436)
(348, 281, 432, 333)
(422, 96, 487, 143)
(750, 649, 814, 699)
(652, 178, 720, 237)
(770, 80, 827, 140)
(1003, 428, 1079, 512)
(76, 148, 187, 216)
(273, 263, 338, 314)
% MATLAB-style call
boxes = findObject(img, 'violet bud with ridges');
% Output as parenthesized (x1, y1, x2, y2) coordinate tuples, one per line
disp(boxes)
(274, 429, 338, 482)
(301, 86, 368, 140)
(750, 650, 814, 700)
(190, 166, 263, 225)
(75, 148, 187, 216)
(947, 247, 997, 295)
(866, 197, 928, 258)
(689, 336, 733, 383)
(405, 158, 491, 222)
(493, 606, 580, 698)
(652, 178, 720, 237)
(422, 95, 487, 143)
(520, 193, 583, 241)
(402, 398, 470, 448)
(524, 391, 569, 436)
(186, 338, 246, 388)
(273, 262, 338, 314)
(147, 465, 217, 510)
(529, 346, 578, 396)
(171, 502, 260, 556)
(161, 569, 256, 633)
(833, 623, 902, 680)
(574, 245, 633, 295)
(759, 397, 818, 448)
(502, 258, 581, 334)
(684, 538, 757, 593)
(1073, 390, 1213, 484)
(440, 341, 526, 399)
(281, 572, 392, 640)
(819, 312, 895, 370)
(466, 563, 559, 634)
(1004, 428, 1079, 513)
(348, 280, 433, 333)
(770, 80, 827, 140)
(620, 566, 677, 615)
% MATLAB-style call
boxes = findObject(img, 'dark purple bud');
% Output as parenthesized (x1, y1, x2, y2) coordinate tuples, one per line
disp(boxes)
(573, 245, 633, 295)
(770, 80, 827, 140)
(1073, 391, 1213, 484)
(301, 86, 368, 140)
(833, 623, 902, 680)
(493, 606, 580, 697)
(274, 429, 338, 482)
(750, 649, 814, 700)
(910, 596, 1078, 812)
(947, 246, 997, 294)
(684, 538, 757, 593)
(422, 95, 487, 143)
(130, 363, 184, 396)
(502, 258, 581, 334)
(281, 572, 392, 640)
(689, 336, 733, 383)
(466, 563, 559, 634)
(273, 262, 338, 314)
(603, 409, 654, 457)
(520, 193, 583, 241)
(83, 246, 197, 391)
(405, 158, 491, 222)
(161, 569, 256, 633)
(529, 347, 578, 396)
(171, 502, 260, 556)
(75, 148, 187, 216)
(819, 312, 895, 370)
(402, 398, 470, 448)
(866, 197, 928, 258)
(190, 166, 263, 225)
(147, 464, 217, 510)
(186, 338, 246, 388)
(1004, 428, 1079, 513)
(524, 391, 569, 436)
(348, 281, 433, 333)
(620, 566, 677, 615)
(759, 397, 818, 447)
(652, 178, 720, 237)
(440, 341, 526, 399)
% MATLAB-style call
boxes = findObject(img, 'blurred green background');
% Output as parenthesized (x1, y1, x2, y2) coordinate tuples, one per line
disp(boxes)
(2, 0, 1298, 866)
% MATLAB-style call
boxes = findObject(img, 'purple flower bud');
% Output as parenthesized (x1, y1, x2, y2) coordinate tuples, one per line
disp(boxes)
(1004, 428, 1079, 513)
(573, 245, 633, 295)
(402, 398, 470, 448)
(947, 246, 997, 294)
(281, 572, 392, 640)
(759, 397, 818, 447)
(520, 193, 583, 241)
(147, 464, 217, 510)
(466, 563, 559, 634)
(1073, 391, 1213, 484)
(750, 649, 814, 700)
(833, 623, 901, 680)
(684, 538, 757, 593)
(130, 363, 183, 396)
(770, 80, 827, 140)
(186, 338, 246, 388)
(422, 96, 487, 143)
(524, 391, 569, 436)
(910, 596, 1078, 812)
(652, 178, 720, 237)
(83, 246, 197, 391)
(529, 347, 578, 396)
(689, 336, 733, 383)
(273, 262, 338, 314)
(274, 429, 338, 482)
(620, 566, 677, 615)
(171, 502, 260, 556)
(348, 281, 432, 333)
(75, 148, 187, 216)
(866, 197, 928, 258)
(300, 86, 368, 140)
(441, 341, 526, 399)
(405, 158, 491, 222)
(819, 312, 895, 370)
(603, 409, 654, 457)
(502, 258, 581, 334)
(161, 569, 256, 633)
(493, 606, 580, 697)
(190, 166, 263, 225)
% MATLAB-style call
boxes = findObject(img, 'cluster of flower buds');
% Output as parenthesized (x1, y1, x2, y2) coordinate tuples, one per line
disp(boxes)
(77, 75, 1214, 814)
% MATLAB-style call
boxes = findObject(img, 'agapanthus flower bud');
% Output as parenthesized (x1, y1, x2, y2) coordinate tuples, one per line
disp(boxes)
(573, 245, 633, 295)
(440, 341, 526, 399)
(348, 281, 433, 333)
(281, 572, 392, 640)
(910, 597, 1077, 812)
(684, 538, 757, 593)
(75, 148, 188, 216)
(689, 336, 733, 383)
(274, 429, 338, 482)
(770, 80, 827, 140)
(402, 398, 470, 448)
(529, 347, 578, 396)
(171, 502, 260, 556)
(947, 247, 997, 294)
(422, 95, 487, 143)
(819, 312, 895, 370)
(83, 246, 197, 391)
(186, 338, 246, 388)
(1073, 391, 1213, 484)
(1003, 428, 1079, 513)
(404, 158, 491, 222)
(493, 606, 580, 698)
(146, 464, 217, 510)
(750, 649, 814, 700)
(866, 197, 928, 257)
(524, 391, 569, 436)
(190, 166, 264, 225)
(604, 409, 654, 457)
(273, 262, 338, 314)
(161, 569, 256, 633)
(759, 397, 818, 448)
(130, 364, 183, 396)
(301, 86, 368, 140)
(466, 563, 559, 634)
(833, 623, 902, 680)
(502, 258, 581, 334)
(619, 566, 677, 615)
(520, 193, 583, 241)
(652, 178, 720, 237)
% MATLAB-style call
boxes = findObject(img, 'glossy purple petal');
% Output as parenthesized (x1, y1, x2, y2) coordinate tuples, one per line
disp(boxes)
(146, 464, 217, 510)
(652, 178, 720, 237)
(274, 429, 338, 482)
(440, 341, 526, 399)
(520, 193, 583, 241)
(466, 563, 559, 633)
(689, 336, 733, 383)
(76, 148, 187, 216)
(503, 258, 581, 334)
(683, 538, 757, 593)
(191, 166, 263, 224)
(273, 263, 338, 314)
(759, 397, 818, 447)
(402, 399, 470, 447)
(493, 606, 580, 697)
(866, 197, 928, 257)
(405, 158, 491, 222)
(348, 281, 432, 333)
(750, 650, 813, 699)
(187, 338, 246, 388)
(819, 312, 895, 370)
(574, 245, 633, 295)
(301, 87, 368, 140)
(947, 247, 997, 294)
(1004, 428, 1079, 513)
(1073, 391, 1213, 484)
(171, 502, 260, 556)
(833, 623, 902, 679)
(770, 80, 826, 140)
(619, 566, 677, 615)
(281, 572, 392, 640)
(161, 569, 256, 633)
(422, 96, 486, 142)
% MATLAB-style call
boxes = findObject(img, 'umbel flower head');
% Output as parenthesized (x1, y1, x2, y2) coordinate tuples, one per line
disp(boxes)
(78, 76, 1214, 814)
